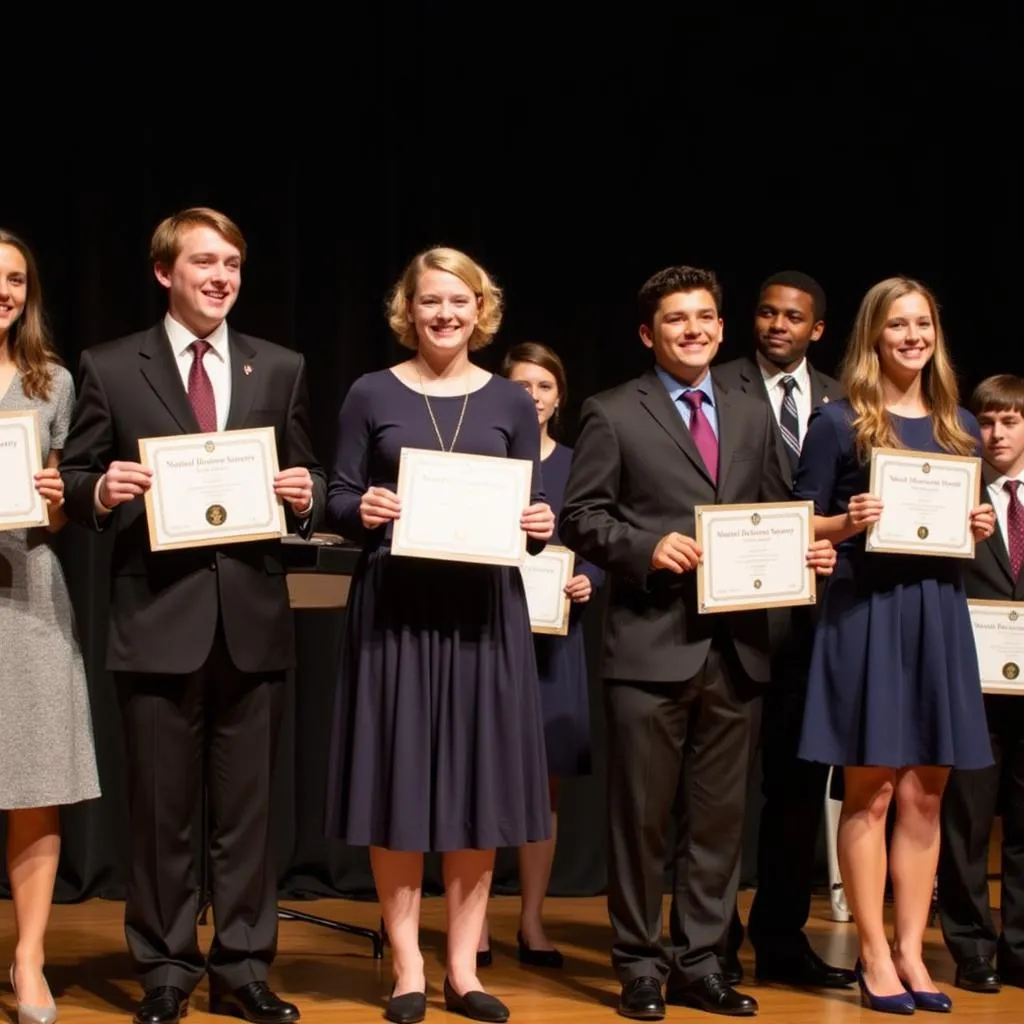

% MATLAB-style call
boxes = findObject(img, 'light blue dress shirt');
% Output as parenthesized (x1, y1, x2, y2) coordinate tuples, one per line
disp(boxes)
(653, 364, 719, 439)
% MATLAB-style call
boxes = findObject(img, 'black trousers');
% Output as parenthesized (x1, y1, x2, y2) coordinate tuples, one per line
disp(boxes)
(118, 627, 286, 993)
(605, 644, 759, 986)
(939, 695, 1024, 971)
(729, 666, 829, 958)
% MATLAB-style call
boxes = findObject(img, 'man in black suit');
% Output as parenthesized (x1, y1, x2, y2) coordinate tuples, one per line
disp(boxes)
(715, 272, 854, 989)
(938, 374, 1024, 994)
(60, 208, 326, 1024)
(559, 266, 836, 1019)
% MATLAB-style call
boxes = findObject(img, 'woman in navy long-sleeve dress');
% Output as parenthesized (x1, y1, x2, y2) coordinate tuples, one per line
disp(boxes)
(794, 277, 996, 1014)
(325, 248, 555, 1024)
(476, 343, 605, 969)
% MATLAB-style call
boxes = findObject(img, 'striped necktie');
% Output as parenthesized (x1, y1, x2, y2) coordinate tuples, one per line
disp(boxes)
(779, 375, 800, 474)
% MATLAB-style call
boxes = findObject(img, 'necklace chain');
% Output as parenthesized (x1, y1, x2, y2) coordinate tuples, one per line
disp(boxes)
(416, 365, 470, 453)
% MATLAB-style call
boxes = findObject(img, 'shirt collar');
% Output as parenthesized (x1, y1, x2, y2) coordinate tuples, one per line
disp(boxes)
(756, 352, 810, 393)
(654, 364, 716, 406)
(164, 312, 229, 360)
(990, 470, 1024, 492)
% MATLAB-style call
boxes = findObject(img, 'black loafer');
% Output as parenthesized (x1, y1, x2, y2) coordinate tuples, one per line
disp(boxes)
(443, 976, 509, 1022)
(385, 990, 427, 1024)
(133, 987, 189, 1024)
(209, 982, 299, 1024)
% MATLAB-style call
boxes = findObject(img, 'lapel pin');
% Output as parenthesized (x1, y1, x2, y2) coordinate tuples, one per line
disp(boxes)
(243, 364, 253, 375)
(822, 395, 830, 403)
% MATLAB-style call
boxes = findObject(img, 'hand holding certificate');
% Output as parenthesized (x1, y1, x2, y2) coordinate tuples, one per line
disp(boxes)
(968, 600, 1024, 695)
(390, 447, 535, 566)
(139, 427, 286, 551)
(864, 448, 981, 558)
(0, 410, 48, 530)
(695, 501, 821, 613)
(521, 545, 574, 634)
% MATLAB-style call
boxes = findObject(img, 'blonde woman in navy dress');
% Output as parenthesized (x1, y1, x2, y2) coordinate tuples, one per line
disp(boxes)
(794, 277, 995, 1014)
(326, 248, 554, 1024)
(473, 343, 604, 969)
(0, 230, 101, 1024)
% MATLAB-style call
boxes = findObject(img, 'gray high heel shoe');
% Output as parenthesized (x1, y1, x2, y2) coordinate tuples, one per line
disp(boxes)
(9, 964, 58, 1024)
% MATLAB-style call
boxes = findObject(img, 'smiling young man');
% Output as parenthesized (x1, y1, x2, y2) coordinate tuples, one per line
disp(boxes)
(60, 208, 326, 1024)
(714, 272, 852, 991)
(559, 265, 835, 1019)
(938, 374, 1024, 995)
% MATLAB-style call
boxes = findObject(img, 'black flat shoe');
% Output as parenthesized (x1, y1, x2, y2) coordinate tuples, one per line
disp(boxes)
(516, 930, 564, 968)
(443, 976, 509, 1022)
(208, 982, 300, 1024)
(476, 949, 493, 968)
(385, 990, 427, 1024)
(133, 987, 190, 1024)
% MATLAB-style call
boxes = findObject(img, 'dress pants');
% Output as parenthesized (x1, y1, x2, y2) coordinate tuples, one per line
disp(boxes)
(939, 695, 1024, 971)
(605, 643, 759, 985)
(118, 625, 286, 993)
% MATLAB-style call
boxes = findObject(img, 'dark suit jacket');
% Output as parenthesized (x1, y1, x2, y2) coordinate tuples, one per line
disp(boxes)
(713, 356, 843, 662)
(964, 474, 1024, 603)
(60, 323, 327, 676)
(559, 366, 790, 684)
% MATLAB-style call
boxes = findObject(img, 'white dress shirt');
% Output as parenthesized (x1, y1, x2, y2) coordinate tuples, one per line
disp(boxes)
(988, 469, 1024, 556)
(164, 313, 231, 431)
(757, 353, 813, 448)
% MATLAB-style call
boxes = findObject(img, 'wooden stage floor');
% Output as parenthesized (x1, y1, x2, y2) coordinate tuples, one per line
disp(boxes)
(2, 891, 1023, 1022)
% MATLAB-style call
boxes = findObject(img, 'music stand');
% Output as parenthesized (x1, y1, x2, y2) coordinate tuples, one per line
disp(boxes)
(196, 535, 383, 959)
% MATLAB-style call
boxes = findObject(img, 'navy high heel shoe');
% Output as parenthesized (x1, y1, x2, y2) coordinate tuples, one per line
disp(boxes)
(900, 979, 952, 1013)
(855, 961, 915, 1015)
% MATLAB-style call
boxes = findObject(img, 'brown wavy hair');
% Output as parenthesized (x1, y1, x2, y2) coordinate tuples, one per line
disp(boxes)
(0, 229, 60, 401)
(500, 342, 568, 431)
(839, 277, 975, 461)
(387, 247, 503, 351)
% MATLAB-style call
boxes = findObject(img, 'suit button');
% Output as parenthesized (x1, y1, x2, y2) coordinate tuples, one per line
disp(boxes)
(209, 560, 217, 571)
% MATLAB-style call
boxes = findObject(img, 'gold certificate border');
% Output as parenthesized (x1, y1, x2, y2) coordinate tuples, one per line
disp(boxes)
(865, 447, 979, 559)
(523, 544, 574, 636)
(968, 598, 1024, 696)
(0, 409, 47, 530)
(390, 447, 531, 567)
(695, 500, 816, 615)
(139, 426, 286, 552)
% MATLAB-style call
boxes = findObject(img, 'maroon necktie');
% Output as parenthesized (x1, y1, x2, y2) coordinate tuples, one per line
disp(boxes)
(681, 390, 719, 484)
(187, 339, 217, 433)
(1006, 480, 1024, 580)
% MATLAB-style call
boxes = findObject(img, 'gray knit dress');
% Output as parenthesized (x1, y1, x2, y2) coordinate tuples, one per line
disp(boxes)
(0, 365, 100, 809)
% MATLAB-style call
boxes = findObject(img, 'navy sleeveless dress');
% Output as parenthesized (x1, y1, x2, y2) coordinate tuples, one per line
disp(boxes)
(324, 370, 552, 852)
(795, 400, 993, 770)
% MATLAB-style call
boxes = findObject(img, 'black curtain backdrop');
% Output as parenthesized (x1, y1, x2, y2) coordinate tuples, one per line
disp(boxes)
(2, 8, 1019, 911)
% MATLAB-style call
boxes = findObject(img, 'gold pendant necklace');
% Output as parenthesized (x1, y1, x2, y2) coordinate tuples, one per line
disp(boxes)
(416, 365, 470, 453)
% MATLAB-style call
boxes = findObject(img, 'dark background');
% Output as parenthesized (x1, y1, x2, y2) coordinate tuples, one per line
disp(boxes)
(2, 7, 1019, 913)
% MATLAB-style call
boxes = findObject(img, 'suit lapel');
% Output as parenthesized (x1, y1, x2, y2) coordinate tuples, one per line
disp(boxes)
(737, 357, 792, 488)
(713, 379, 741, 495)
(637, 369, 715, 488)
(225, 330, 258, 430)
(809, 364, 838, 409)
(138, 324, 200, 433)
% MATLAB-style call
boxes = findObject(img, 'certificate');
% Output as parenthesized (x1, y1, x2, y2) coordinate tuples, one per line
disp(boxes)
(865, 447, 980, 558)
(0, 410, 47, 531)
(968, 599, 1024, 695)
(521, 545, 574, 635)
(391, 447, 532, 567)
(695, 501, 815, 614)
(139, 427, 286, 552)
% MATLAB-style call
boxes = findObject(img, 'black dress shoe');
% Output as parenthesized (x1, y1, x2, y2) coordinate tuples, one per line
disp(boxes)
(209, 982, 300, 1024)
(443, 977, 509, 1022)
(956, 955, 1000, 992)
(666, 974, 758, 1017)
(756, 947, 856, 988)
(133, 987, 189, 1024)
(517, 930, 564, 968)
(617, 977, 664, 1020)
(385, 990, 427, 1024)
(722, 950, 743, 986)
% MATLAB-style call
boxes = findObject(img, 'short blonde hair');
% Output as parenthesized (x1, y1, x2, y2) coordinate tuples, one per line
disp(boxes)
(387, 247, 503, 351)
(149, 207, 247, 269)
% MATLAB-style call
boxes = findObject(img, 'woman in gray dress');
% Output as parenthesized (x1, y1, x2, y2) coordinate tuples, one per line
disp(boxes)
(0, 230, 101, 1024)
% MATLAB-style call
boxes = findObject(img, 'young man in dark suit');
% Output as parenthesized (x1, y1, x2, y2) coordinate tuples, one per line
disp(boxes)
(715, 272, 854, 990)
(938, 374, 1024, 994)
(559, 266, 836, 1019)
(60, 208, 326, 1024)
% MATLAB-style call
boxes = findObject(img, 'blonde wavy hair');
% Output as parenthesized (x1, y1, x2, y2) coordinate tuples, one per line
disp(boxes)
(839, 277, 975, 461)
(387, 247, 503, 351)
